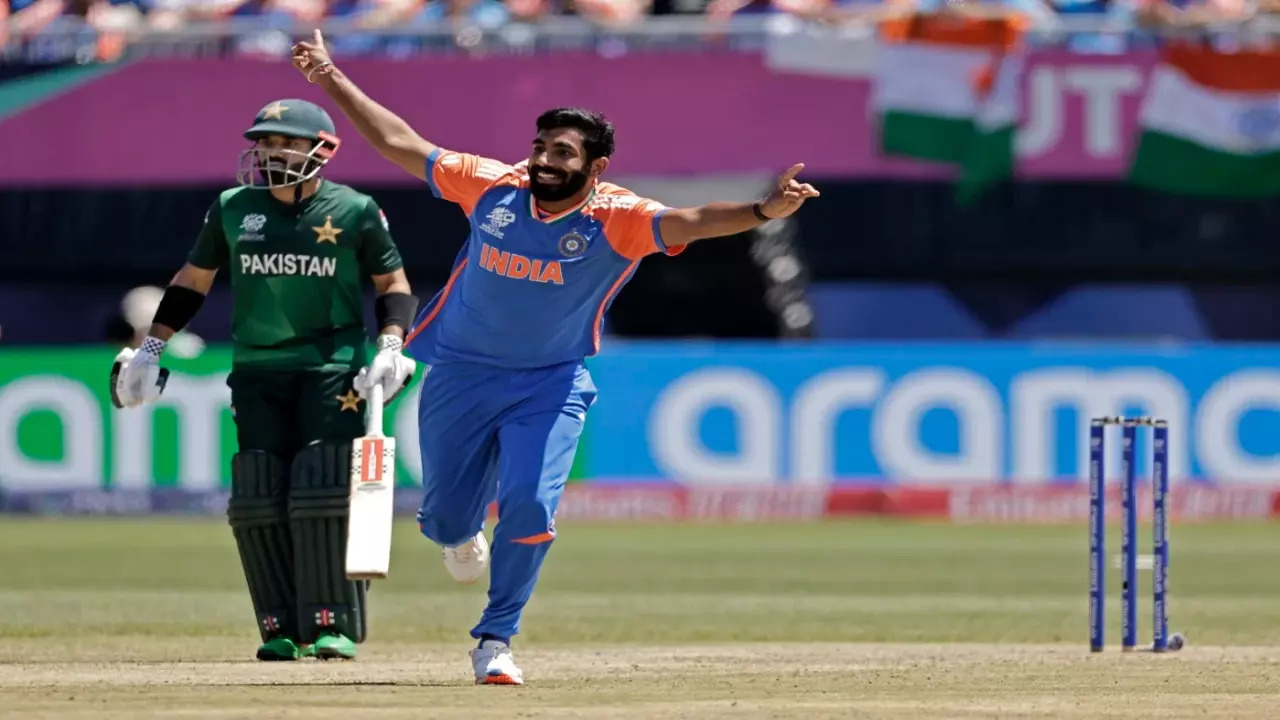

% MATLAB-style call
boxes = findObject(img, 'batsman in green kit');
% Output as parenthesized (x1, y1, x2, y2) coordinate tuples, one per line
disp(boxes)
(108, 99, 420, 662)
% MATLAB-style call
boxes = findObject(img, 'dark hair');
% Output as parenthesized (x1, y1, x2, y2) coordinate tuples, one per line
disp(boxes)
(536, 107, 615, 161)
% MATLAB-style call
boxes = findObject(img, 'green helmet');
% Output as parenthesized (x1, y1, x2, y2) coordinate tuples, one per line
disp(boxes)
(236, 99, 342, 189)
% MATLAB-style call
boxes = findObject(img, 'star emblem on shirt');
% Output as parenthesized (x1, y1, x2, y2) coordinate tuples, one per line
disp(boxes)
(337, 389, 362, 412)
(261, 101, 288, 120)
(313, 215, 343, 244)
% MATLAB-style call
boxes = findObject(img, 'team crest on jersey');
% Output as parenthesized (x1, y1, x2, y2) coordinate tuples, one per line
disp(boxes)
(238, 213, 267, 242)
(480, 206, 516, 239)
(558, 231, 588, 258)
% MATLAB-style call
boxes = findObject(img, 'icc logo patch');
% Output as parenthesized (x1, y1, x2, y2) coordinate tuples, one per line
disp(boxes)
(558, 231, 588, 258)
(238, 213, 267, 242)
(241, 214, 267, 233)
(480, 206, 516, 239)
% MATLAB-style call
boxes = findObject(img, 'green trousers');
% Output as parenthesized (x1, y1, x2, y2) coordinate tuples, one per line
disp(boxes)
(227, 367, 367, 457)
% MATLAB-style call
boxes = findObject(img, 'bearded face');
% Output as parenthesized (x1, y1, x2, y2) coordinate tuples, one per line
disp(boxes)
(528, 163, 591, 202)
(259, 148, 305, 186)
(236, 134, 331, 189)
(525, 127, 607, 204)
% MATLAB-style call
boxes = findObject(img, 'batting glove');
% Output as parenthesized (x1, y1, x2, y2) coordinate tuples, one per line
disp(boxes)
(109, 336, 171, 409)
(354, 334, 416, 404)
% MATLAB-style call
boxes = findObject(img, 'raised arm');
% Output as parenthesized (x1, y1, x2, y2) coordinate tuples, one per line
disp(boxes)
(291, 29, 438, 181)
(659, 163, 819, 248)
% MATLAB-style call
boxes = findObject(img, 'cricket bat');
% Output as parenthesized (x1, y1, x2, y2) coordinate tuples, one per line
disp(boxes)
(345, 382, 396, 580)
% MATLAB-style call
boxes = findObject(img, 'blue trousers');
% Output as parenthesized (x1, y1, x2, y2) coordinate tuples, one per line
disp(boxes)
(415, 360, 596, 642)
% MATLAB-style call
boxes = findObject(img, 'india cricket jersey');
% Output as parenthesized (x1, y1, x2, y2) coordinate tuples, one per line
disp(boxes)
(187, 181, 404, 369)
(406, 149, 683, 369)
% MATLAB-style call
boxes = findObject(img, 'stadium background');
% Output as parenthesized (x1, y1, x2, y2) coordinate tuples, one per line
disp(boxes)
(6, 5, 1280, 715)
(5, 3, 1280, 520)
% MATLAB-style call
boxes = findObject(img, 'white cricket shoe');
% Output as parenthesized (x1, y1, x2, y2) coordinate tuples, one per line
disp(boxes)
(470, 639, 524, 685)
(442, 531, 489, 585)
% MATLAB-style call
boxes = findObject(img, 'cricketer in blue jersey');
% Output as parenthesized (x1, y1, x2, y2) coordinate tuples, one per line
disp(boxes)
(293, 29, 819, 685)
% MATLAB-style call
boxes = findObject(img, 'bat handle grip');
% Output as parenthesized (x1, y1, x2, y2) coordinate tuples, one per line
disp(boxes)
(366, 382, 384, 437)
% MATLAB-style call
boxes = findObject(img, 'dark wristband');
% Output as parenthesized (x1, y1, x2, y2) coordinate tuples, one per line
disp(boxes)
(375, 291, 419, 333)
(752, 202, 772, 222)
(152, 284, 206, 333)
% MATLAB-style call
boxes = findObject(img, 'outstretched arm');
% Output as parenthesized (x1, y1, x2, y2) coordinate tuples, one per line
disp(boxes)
(659, 163, 820, 248)
(292, 29, 438, 181)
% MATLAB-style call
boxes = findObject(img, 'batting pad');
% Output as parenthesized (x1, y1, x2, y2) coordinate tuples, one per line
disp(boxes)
(227, 451, 298, 643)
(289, 443, 368, 644)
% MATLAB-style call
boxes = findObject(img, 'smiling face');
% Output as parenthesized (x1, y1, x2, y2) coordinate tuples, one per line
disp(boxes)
(526, 108, 616, 205)
(528, 128, 599, 203)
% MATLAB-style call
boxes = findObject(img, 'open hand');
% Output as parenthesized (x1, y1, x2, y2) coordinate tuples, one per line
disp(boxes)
(292, 29, 335, 83)
(759, 163, 820, 220)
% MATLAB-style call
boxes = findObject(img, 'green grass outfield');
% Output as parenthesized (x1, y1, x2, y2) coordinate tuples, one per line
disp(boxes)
(2, 519, 1279, 719)
(1, 518, 1277, 647)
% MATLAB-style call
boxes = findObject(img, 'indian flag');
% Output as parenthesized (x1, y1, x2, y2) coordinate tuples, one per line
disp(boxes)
(872, 13, 1025, 201)
(1130, 46, 1280, 197)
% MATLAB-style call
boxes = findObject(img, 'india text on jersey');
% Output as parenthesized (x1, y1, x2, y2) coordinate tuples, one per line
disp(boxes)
(479, 243, 565, 285)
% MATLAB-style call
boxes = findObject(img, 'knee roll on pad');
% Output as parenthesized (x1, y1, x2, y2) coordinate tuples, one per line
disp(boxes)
(227, 451, 297, 642)
(290, 442, 368, 644)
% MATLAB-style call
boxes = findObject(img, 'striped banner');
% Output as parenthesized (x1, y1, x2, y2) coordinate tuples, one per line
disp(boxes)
(1130, 45, 1280, 197)
(872, 13, 1025, 200)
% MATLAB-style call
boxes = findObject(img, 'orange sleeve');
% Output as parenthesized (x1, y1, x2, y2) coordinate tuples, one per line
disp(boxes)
(426, 149, 514, 216)
(599, 191, 685, 262)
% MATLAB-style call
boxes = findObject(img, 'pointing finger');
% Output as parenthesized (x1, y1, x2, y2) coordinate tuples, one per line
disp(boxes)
(778, 163, 805, 185)
(313, 28, 325, 47)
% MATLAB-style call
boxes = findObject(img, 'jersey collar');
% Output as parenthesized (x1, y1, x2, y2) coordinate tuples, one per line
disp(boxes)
(268, 178, 325, 210)
(529, 186, 595, 225)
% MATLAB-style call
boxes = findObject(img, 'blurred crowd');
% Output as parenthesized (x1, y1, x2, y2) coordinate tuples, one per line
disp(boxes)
(0, 0, 1268, 44)
(1, 0, 1276, 65)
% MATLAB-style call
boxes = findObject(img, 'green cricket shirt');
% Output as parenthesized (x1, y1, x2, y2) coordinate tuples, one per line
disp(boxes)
(187, 181, 404, 370)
